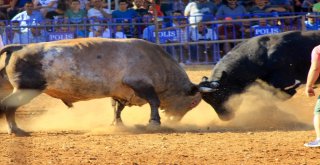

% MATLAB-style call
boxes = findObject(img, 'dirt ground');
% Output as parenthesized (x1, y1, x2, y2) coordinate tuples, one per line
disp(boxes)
(0, 66, 319, 165)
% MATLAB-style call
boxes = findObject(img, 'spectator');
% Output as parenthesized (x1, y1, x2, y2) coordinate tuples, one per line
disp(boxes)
(174, 17, 191, 63)
(19, 22, 46, 43)
(305, 12, 319, 30)
(64, 0, 87, 24)
(268, 0, 292, 11)
(184, 0, 216, 25)
(217, 17, 241, 55)
(33, 0, 58, 17)
(249, 0, 287, 15)
(293, 0, 303, 12)
(172, 0, 186, 14)
(87, 0, 111, 21)
(112, 0, 138, 21)
(148, 0, 164, 17)
(88, 0, 111, 32)
(216, 0, 247, 19)
(313, 0, 320, 12)
(142, 17, 166, 43)
(45, 0, 69, 20)
(88, 25, 111, 38)
(171, 10, 183, 27)
(302, 0, 316, 12)
(132, 0, 149, 17)
(7, 0, 30, 19)
(112, 0, 138, 38)
(190, 22, 218, 62)
(11, 2, 43, 33)
(114, 25, 127, 38)
(0, 0, 10, 19)
(2, 23, 22, 45)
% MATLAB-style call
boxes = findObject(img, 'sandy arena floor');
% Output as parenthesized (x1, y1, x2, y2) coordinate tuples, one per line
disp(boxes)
(0, 66, 319, 165)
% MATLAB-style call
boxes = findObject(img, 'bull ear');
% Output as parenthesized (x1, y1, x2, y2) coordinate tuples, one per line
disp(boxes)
(201, 76, 208, 82)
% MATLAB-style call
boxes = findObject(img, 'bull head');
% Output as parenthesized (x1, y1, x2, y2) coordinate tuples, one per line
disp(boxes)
(198, 76, 235, 121)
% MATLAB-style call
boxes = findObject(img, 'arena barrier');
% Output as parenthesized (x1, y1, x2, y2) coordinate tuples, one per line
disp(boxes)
(0, 12, 313, 64)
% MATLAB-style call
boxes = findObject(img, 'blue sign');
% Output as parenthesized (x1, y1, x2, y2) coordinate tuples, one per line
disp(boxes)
(152, 30, 177, 43)
(47, 32, 74, 41)
(253, 26, 281, 36)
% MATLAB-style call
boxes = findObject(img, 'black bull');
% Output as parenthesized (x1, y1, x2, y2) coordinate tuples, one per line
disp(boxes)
(198, 31, 319, 121)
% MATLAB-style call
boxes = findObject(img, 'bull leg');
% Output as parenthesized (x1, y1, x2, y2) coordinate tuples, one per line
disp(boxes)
(124, 79, 161, 126)
(1, 89, 41, 136)
(111, 99, 125, 126)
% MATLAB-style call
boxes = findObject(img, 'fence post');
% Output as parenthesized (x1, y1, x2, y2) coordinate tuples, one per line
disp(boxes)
(301, 15, 306, 31)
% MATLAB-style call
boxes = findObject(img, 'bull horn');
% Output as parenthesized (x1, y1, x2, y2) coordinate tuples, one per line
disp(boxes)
(0, 44, 25, 56)
(199, 86, 215, 93)
(210, 81, 220, 88)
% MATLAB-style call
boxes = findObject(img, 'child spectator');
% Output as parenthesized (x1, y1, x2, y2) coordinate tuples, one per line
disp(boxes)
(114, 25, 127, 38)
(45, 0, 69, 20)
(88, 25, 111, 38)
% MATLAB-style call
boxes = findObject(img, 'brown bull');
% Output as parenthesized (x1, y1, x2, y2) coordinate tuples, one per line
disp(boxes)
(0, 38, 201, 136)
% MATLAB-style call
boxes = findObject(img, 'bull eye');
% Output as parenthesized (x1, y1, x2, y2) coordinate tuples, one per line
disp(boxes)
(188, 85, 199, 96)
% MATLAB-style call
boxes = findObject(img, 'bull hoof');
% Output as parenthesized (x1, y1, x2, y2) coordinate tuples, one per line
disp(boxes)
(9, 128, 30, 137)
(110, 120, 124, 127)
(218, 112, 235, 121)
(147, 120, 161, 130)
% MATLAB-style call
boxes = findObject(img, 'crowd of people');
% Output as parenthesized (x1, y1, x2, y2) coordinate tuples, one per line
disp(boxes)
(0, 0, 317, 63)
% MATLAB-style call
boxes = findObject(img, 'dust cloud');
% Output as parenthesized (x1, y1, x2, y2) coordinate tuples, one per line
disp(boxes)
(0, 68, 315, 134)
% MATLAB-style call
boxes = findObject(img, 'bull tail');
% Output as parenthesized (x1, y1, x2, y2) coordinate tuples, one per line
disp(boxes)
(0, 44, 25, 56)
(0, 44, 25, 75)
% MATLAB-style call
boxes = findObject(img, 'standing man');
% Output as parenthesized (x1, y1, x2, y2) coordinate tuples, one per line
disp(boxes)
(305, 45, 320, 147)
(11, 1, 43, 33)
(184, 0, 216, 26)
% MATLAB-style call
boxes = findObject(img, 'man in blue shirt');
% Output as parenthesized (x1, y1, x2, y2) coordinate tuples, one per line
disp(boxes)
(11, 2, 43, 33)
(112, 0, 138, 22)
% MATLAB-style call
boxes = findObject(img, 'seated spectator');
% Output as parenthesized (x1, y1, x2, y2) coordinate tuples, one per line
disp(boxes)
(2, 23, 22, 45)
(112, 0, 138, 38)
(143, 17, 166, 43)
(190, 22, 218, 62)
(171, 10, 183, 27)
(19, 23, 46, 44)
(88, 25, 111, 38)
(64, 0, 87, 24)
(249, 0, 287, 15)
(132, 0, 148, 17)
(45, 0, 69, 20)
(268, 0, 293, 11)
(305, 12, 319, 30)
(114, 25, 127, 38)
(217, 17, 241, 55)
(302, 0, 316, 12)
(87, 0, 111, 21)
(7, 0, 30, 19)
(173, 17, 191, 63)
(112, 0, 138, 21)
(215, 0, 247, 19)
(11, 2, 43, 33)
(172, 0, 186, 13)
(184, 0, 216, 25)
(33, 0, 58, 17)
(313, 0, 320, 12)
(148, 0, 164, 17)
